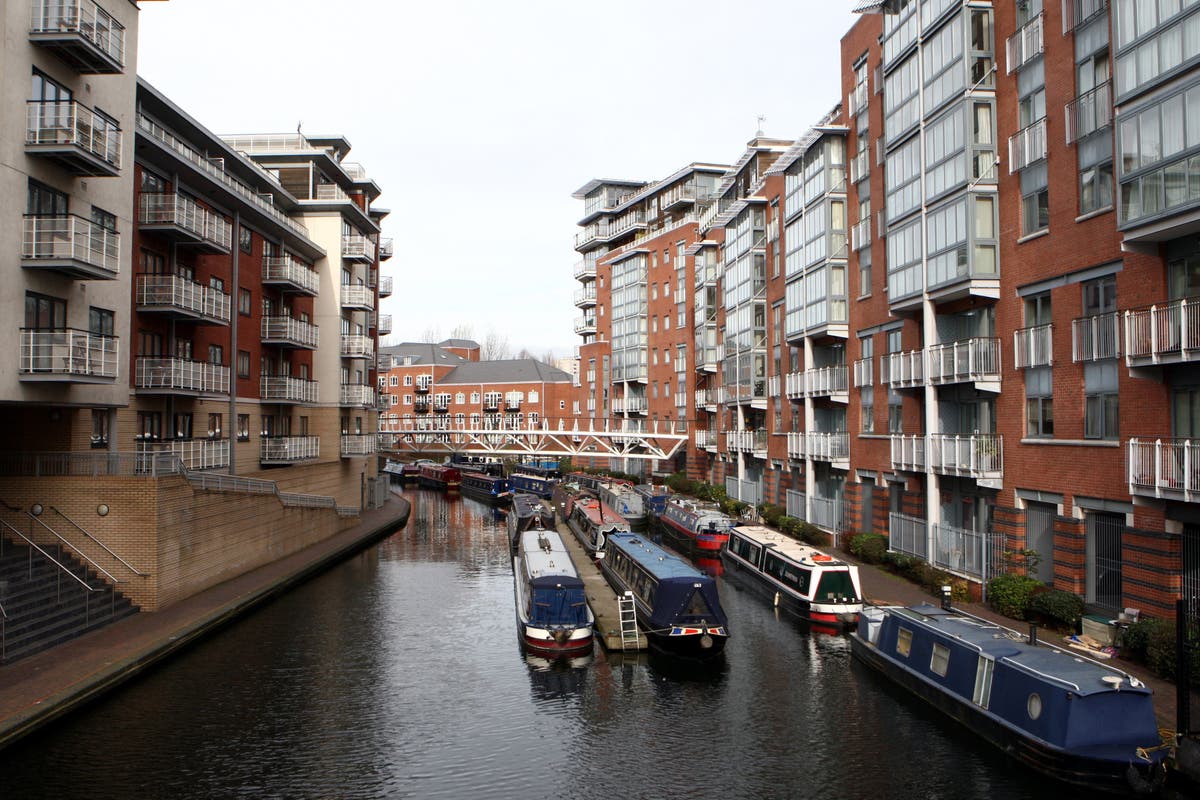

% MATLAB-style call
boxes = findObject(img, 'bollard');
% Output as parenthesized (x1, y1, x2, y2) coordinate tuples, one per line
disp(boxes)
(941, 584, 952, 611)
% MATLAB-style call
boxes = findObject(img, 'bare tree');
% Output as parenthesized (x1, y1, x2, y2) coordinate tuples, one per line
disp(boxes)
(482, 330, 510, 360)
(419, 326, 441, 343)
(449, 323, 475, 341)
(515, 347, 535, 360)
(540, 349, 557, 365)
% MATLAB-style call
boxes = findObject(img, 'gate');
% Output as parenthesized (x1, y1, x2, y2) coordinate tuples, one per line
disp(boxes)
(1087, 511, 1124, 613)
(1181, 526, 1200, 737)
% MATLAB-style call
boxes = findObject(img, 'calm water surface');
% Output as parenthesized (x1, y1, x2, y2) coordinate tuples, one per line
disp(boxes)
(0, 490, 1109, 799)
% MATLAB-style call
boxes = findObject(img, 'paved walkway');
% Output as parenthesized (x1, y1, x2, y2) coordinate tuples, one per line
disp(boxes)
(0, 494, 410, 752)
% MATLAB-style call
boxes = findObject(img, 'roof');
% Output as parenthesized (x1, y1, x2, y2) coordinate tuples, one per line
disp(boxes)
(378, 342, 470, 367)
(439, 358, 573, 385)
(438, 338, 481, 349)
(571, 178, 647, 200)
(606, 532, 710, 580)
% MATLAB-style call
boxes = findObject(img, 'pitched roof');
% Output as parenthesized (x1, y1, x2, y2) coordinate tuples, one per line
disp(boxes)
(439, 358, 573, 385)
(378, 342, 470, 366)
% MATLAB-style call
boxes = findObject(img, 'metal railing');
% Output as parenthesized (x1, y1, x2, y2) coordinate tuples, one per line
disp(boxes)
(341, 284, 374, 309)
(889, 512, 928, 560)
(22, 214, 119, 275)
(1125, 298, 1200, 364)
(890, 434, 926, 471)
(1072, 312, 1121, 362)
(261, 375, 318, 403)
(340, 334, 375, 359)
(379, 275, 393, 296)
(811, 496, 845, 534)
(1005, 12, 1043, 74)
(138, 192, 204, 238)
(342, 233, 376, 262)
(0, 451, 181, 477)
(340, 384, 375, 407)
(928, 433, 1003, 479)
(881, 349, 924, 388)
(379, 238, 394, 259)
(1065, 80, 1112, 145)
(260, 436, 320, 463)
(263, 255, 319, 295)
(20, 328, 118, 378)
(314, 183, 350, 203)
(26, 512, 119, 585)
(807, 431, 850, 462)
(574, 286, 597, 305)
(926, 338, 1001, 386)
(377, 314, 392, 335)
(0, 518, 106, 628)
(137, 439, 230, 471)
(136, 274, 231, 323)
(25, 100, 121, 168)
(1129, 438, 1200, 501)
(261, 316, 319, 348)
(786, 431, 806, 459)
(1013, 324, 1053, 369)
(804, 365, 849, 397)
(340, 434, 377, 456)
(1062, 0, 1107, 34)
(1008, 117, 1047, 173)
(185, 470, 339, 511)
(932, 523, 993, 580)
(29, 0, 126, 67)
(853, 357, 873, 388)
(135, 356, 229, 394)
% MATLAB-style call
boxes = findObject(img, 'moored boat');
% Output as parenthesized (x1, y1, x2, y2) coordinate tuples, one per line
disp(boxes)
(598, 532, 729, 660)
(417, 463, 461, 491)
(658, 498, 736, 553)
(381, 460, 406, 483)
(509, 471, 559, 499)
(513, 528, 595, 658)
(721, 525, 862, 629)
(570, 474, 647, 528)
(634, 483, 673, 518)
(460, 471, 512, 505)
(507, 492, 557, 555)
(851, 603, 1168, 794)
(565, 493, 629, 558)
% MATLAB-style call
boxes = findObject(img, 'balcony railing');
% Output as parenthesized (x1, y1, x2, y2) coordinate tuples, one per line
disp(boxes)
(137, 439, 229, 471)
(804, 365, 849, 399)
(694, 388, 719, 409)
(927, 434, 1003, 481)
(340, 434, 377, 457)
(1005, 12, 1043, 74)
(20, 328, 117, 380)
(1129, 438, 1200, 502)
(263, 255, 319, 295)
(1072, 312, 1121, 362)
(136, 274, 231, 324)
(340, 384, 375, 407)
(1062, 0, 1108, 35)
(1065, 80, 1112, 145)
(881, 349, 924, 388)
(135, 357, 229, 395)
(574, 286, 597, 307)
(613, 397, 647, 414)
(377, 314, 392, 335)
(926, 338, 1001, 388)
(851, 217, 871, 252)
(340, 334, 375, 359)
(261, 316, 318, 349)
(29, 0, 126, 73)
(1012, 324, 1053, 369)
(342, 234, 376, 263)
(25, 100, 121, 175)
(260, 436, 319, 464)
(1008, 117, 1047, 173)
(853, 357, 873, 388)
(725, 430, 768, 454)
(786, 431, 806, 460)
(139, 193, 231, 252)
(260, 375, 318, 404)
(890, 434, 926, 472)
(694, 429, 712, 449)
(1124, 298, 1200, 366)
(341, 284, 374, 311)
(807, 432, 850, 463)
(932, 523, 992, 580)
(379, 238, 394, 260)
(573, 259, 596, 280)
(785, 371, 805, 400)
(573, 317, 596, 335)
(378, 275, 393, 297)
(21, 214, 119, 278)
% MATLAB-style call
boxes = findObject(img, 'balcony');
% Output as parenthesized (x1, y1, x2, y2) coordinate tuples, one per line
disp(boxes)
(260, 376, 318, 404)
(415, 382, 431, 395)
(137, 438, 229, 471)
(1124, 298, 1200, 368)
(341, 334, 375, 360)
(784, 371, 805, 400)
(1129, 438, 1200, 502)
(803, 365, 849, 402)
(20, 214, 119, 279)
(574, 286, 597, 307)
(1063, 0, 1108, 34)
(25, 100, 120, 176)
(603, 209, 647, 241)
(261, 316, 318, 349)
(28, 0, 125, 73)
(853, 357, 873, 388)
(19, 328, 117, 382)
(1065, 81, 1112, 145)
(661, 182, 697, 211)
(1005, 12, 1043, 74)
(1012, 324, 1053, 369)
(786, 431, 806, 460)
(340, 384, 375, 408)
(881, 349, 924, 389)
(135, 357, 229, 396)
(139, 193, 231, 253)
(725, 430, 768, 456)
(136, 275, 231, 325)
(260, 436, 320, 465)
(342, 234, 376, 263)
(928, 434, 1003, 487)
(573, 259, 596, 280)
(890, 434, 926, 472)
(694, 388, 719, 410)
(694, 429, 712, 449)
(414, 401, 430, 414)
(377, 314, 392, 336)
(379, 237, 394, 260)
(378, 275, 393, 298)
(367, 268, 377, 289)
(613, 397, 647, 415)
(575, 223, 605, 251)
(1072, 312, 1121, 362)
(1008, 117, 1047, 174)
(851, 217, 871, 252)
(341, 284, 374, 311)
(574, 316, 596, 335)
(340, 434, 377, 458)
(807, 432, 850, 468)
(263, 255, 319, 296)
(926, 338, 1001, 392)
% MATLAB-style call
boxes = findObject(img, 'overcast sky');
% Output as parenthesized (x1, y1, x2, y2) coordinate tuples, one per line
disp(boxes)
(138, 1, 860, 359)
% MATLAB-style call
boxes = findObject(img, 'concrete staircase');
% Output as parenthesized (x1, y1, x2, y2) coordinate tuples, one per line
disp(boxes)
(0, 535, 139, 664)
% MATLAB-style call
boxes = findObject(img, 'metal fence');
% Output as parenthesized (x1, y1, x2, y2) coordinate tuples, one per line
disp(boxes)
(888, 512, 928, 560)
(724, 476, 761, 506)
(0, 451, 181, 477)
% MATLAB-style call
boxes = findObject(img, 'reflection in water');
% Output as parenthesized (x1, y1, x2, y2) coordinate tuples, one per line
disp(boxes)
(0, 488, 1104, 799)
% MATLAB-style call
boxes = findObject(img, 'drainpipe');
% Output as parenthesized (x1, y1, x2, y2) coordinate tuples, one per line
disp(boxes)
(228, 211, 240, 474)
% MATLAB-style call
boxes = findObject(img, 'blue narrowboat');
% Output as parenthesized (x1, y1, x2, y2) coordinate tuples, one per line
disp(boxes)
(851, 604, 1168, 794)
(459, 471, 511, 505)
(634, 484, 673, 518)
(512, 528, 595, 658)
(598, 532, 729, 660)
(507, 493, 557, 556)
(510, 471, 559, 499)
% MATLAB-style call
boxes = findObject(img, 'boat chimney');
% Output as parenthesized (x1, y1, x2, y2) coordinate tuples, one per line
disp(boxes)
(940, 585, 952, 611)
(1028, 623, 1038, 646)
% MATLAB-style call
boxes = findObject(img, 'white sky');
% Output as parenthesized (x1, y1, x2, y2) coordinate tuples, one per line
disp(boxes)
(137, 1, 860, 359)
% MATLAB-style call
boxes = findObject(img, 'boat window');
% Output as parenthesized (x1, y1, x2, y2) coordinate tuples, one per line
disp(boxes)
(972, 656, 994, 709)
(930, 643, 951, 677)
(1027, 693, 1042, 720)
(684, 587, 716, 619)
(814, 570, 859, 602)
(764, 553, 811, 594)
(896, 627, 913, 657)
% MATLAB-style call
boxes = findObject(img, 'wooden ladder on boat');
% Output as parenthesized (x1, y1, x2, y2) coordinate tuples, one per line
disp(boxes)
(618, 591, 639, 651)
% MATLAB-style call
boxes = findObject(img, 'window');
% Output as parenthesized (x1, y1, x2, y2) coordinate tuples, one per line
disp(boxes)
(404, 375, 413, 386)
(1080, 162, 1114, 215)
(25, 292, 65, 331)
(973, 656, 995, 708)
(390, 376, 399, 386)
(207, 413, 222, 439)
(237, 414, 250, 441)
(140, 168, 167, 194)
(91, 410, 109, 449)
(1026, 367, 1054, 437)
(137, 411, 162, 440)
(930, 643, 951, 677)
(210, 276, 225, 293)
(1021, 188, 1049, 235)
(91, 207, 116, 233)
(208, 344, 224, 365)
(861, 385, 875, 433)
(239, 226, 252, 254)
(88, 307, 114, 337)
(559, 400, 566, 409)
(896, 627, 913, 657)
(1085, 360, 1119, 439)
(403, 395, 412, 405)
(30, 68, 71, 104)
(27, 179, 67, 217)
(238, 289, 252, 316)
(237, 350, 250, 379)
(140, 249, 166, 275)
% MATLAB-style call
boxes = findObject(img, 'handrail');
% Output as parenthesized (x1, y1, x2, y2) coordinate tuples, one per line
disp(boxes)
(0, 519, 95, 593)
(27, 513, 119, 584)
(49, 505, 147, 576)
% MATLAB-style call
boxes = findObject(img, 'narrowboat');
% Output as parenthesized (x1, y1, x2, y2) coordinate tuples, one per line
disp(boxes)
(566, 493, 630, 558)
(570, 474, 647, 528)
(451, 453, 504, 476)
(507, 493, 557, 556)
(721, 525, 862, 629)
(381, 460, 406, 483)
(659, 498, 736, 553)
(599, 532, 729, 660)
(634, 483, 673, 518)
(510, 471, 559, 499)
(512, 528, 595, 658)
(459, 471, 512, 505)
(851, 603, 1168, 794)
(417, 463, 461, 491)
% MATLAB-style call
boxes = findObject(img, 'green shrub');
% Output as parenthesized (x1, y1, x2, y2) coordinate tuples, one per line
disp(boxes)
(795, 522, 829, 547)
(1121, 617, 1164, 662)
(759, 502, 785, 528)
(986, 573, 1043, 619)
(881, 550, 917, 573)
(1025, 589, 1085, 630)
(849, 532, 888, 564)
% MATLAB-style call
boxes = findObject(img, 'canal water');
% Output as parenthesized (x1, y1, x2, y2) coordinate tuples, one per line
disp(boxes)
(0, 489, 1111, 799)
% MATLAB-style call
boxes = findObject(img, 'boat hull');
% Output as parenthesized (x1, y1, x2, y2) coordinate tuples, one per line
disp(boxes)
(661, 515, 728, 552)
(721, 549, 859, 630)
(518, 623, 594, 658)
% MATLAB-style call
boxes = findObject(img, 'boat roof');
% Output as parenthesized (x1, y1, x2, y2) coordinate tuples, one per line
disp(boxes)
(888, 605, 1149, 696)
(573, 496, 628, 527)
(667, 498, 733, 522)
(519, 530, 582, 581)
(606, 533, 710, 581)
(732, 525, 853, 569)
